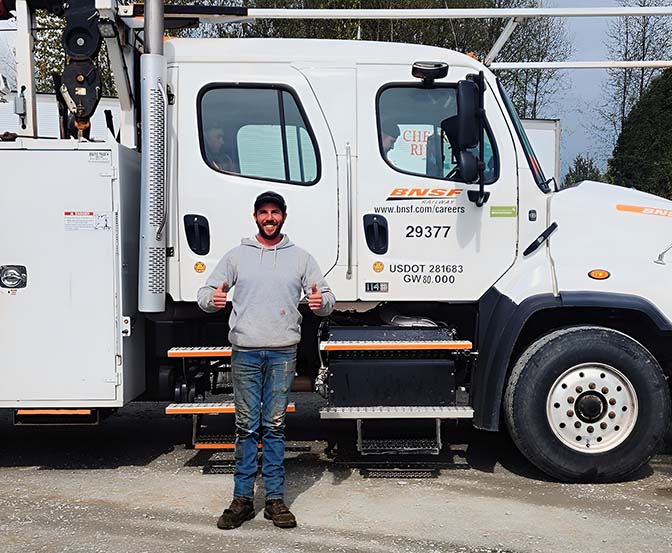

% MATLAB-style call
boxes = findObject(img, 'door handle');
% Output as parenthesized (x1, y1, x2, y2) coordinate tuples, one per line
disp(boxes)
(363, 214, 388, 255)
(184, 214, 210, 255)
(346, 142, 353, 280)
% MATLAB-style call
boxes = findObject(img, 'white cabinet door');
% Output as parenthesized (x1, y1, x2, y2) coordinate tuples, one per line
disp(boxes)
(0, 149, 118, 403)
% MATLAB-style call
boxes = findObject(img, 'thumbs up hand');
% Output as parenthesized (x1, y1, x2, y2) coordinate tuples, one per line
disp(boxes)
(308, 282, 323, 311)
(212, 280, 228, 309)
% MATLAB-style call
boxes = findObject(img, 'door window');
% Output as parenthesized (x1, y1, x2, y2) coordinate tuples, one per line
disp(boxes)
(199, 86, 319, 185)
(377, 85, 498, 184)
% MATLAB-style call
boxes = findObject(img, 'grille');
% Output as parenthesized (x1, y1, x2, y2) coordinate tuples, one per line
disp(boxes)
(147, 246, 165, 294)
(148, 87, 165, 227)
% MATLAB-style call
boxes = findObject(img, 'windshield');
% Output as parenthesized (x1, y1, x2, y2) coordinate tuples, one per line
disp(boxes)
(497, 80, 550, 193)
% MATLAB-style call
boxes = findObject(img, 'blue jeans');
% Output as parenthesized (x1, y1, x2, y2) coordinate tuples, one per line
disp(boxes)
(231, 349, 296, 501)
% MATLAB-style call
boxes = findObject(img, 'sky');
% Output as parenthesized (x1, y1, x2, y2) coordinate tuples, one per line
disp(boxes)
(0, 0, 645, 177)
(546, 0, 620, 176)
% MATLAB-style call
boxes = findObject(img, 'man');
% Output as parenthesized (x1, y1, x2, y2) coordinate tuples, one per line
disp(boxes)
(197, 191, 335, 530)
(204, 123, 235, 171)
(380, 117, 400, 157)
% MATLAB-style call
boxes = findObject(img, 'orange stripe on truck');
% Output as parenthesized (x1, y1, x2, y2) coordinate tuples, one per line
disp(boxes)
(323, 341, 472, 351)
(16, 409, 92, 416)
(167, 349, 232, 358)
(165, 404, 296, 415)
(195, 443, 263, 450)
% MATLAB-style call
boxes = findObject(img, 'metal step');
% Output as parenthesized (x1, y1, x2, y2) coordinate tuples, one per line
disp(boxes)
(203, 461, 236, 475)
(320, 405, 474, 420)
(166, 402, 296, 415)
(194, 434, 256, 451)
(360, 467, 439, 479)
(168, 346, 232, 358)
(360, 438, 440, 455)
(194, 434, 311, 452)
(320, 340, 472, 352)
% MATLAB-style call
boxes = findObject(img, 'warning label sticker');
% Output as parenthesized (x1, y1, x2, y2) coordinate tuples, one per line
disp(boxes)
(64, 211, 112, 231)
(88, 151, 111, 164)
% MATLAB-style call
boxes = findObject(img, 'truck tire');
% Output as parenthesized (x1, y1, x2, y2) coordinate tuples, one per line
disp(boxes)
(504, 326, 671, 482)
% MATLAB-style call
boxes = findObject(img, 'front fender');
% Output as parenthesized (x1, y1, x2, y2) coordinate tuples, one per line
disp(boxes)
(473, 288, 672, 431)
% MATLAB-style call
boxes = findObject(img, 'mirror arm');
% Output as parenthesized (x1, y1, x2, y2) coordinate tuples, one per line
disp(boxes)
(476, 71, 489, 207)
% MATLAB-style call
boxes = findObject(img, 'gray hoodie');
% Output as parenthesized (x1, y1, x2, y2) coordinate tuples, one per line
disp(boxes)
(197, 235, 335, 350)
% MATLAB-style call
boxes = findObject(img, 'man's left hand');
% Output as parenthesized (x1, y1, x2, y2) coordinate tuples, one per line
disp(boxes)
(308, 282, 323, 311)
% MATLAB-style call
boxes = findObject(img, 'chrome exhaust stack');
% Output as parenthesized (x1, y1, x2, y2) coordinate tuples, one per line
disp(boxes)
(138, 0, 167, 312)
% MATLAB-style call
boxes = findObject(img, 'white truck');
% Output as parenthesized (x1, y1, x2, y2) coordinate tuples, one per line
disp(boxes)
(1, 0, 671, 483)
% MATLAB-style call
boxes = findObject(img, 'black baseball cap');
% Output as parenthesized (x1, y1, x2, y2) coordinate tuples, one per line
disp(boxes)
(254, 191, 287, 214)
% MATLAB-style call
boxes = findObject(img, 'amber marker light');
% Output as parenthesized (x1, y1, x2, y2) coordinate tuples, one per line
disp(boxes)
(588, 269, 610, 280)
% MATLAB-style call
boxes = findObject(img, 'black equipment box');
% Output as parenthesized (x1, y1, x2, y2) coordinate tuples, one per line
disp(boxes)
(328, 358, 456, 407)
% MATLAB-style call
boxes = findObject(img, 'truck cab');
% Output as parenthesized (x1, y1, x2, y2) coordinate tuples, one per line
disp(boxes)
(168, 39, 542, 307)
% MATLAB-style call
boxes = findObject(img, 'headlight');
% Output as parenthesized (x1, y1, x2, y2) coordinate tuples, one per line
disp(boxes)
(0, 265, 27, 288)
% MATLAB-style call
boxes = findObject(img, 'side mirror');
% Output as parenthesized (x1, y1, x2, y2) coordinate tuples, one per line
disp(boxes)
(456, 79, 480, 149)
(457, 150, 478, 183)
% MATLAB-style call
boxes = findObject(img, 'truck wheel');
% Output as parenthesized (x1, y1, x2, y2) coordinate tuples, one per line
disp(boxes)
(504, 326, 670, 482)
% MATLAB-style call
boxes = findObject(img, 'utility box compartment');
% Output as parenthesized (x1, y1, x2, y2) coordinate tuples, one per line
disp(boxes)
(329, 358, 456, 407)
(0, 140, 143, 408)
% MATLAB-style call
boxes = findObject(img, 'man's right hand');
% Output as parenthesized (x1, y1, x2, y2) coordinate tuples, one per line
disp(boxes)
(212, 281, 228, 308)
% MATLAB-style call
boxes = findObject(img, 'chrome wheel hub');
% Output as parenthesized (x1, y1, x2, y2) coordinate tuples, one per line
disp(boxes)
(547, 363, 638, 453)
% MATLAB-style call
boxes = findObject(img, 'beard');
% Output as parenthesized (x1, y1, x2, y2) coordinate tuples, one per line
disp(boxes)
(256, 219, 283, 241)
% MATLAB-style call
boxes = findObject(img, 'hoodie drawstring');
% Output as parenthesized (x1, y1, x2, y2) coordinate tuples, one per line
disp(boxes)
(245, 235, 291, 268)
(257, 243, 278, 268)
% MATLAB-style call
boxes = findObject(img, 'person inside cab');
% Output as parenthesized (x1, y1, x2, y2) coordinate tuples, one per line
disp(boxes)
(380, 117, 400, 158)
(204, 122, 236, 172)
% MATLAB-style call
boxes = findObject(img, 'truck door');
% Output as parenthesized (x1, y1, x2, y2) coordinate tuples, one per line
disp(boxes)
(356, 65, 518, 301)
(175, 64, 339, 301)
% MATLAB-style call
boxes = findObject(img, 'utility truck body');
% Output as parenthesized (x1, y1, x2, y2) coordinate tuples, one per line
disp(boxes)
(1, 1, 671, 482)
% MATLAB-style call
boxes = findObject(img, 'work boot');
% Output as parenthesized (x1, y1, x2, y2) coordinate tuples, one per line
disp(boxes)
(216, 497, 255, 530)
(264, 499, 297, 528)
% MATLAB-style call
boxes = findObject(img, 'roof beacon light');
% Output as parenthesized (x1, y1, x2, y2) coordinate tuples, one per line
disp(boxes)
(412, 61, 449, 86)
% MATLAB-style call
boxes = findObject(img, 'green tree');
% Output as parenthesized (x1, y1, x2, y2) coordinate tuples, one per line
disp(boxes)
(180, 0, 570, 118)
(20, 0, 569, 114)
(594, 0, 672, 159)
(607, 67, 672, 199)
(563, 154, 603, 187)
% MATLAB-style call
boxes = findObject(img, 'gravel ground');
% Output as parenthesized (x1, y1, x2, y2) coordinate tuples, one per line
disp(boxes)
(0, 395, 670, 553)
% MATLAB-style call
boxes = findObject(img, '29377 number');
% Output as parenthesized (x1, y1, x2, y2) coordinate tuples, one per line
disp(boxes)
(405, 225, 451, 238)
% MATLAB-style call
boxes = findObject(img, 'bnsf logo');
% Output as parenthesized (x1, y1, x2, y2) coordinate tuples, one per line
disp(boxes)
(617, 204, 672, 218)
(642, 208, 672, 217)
(387, 188, 463, 200)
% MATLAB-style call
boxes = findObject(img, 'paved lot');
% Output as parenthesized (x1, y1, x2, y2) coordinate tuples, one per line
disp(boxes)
(0, 395, 670, 553)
